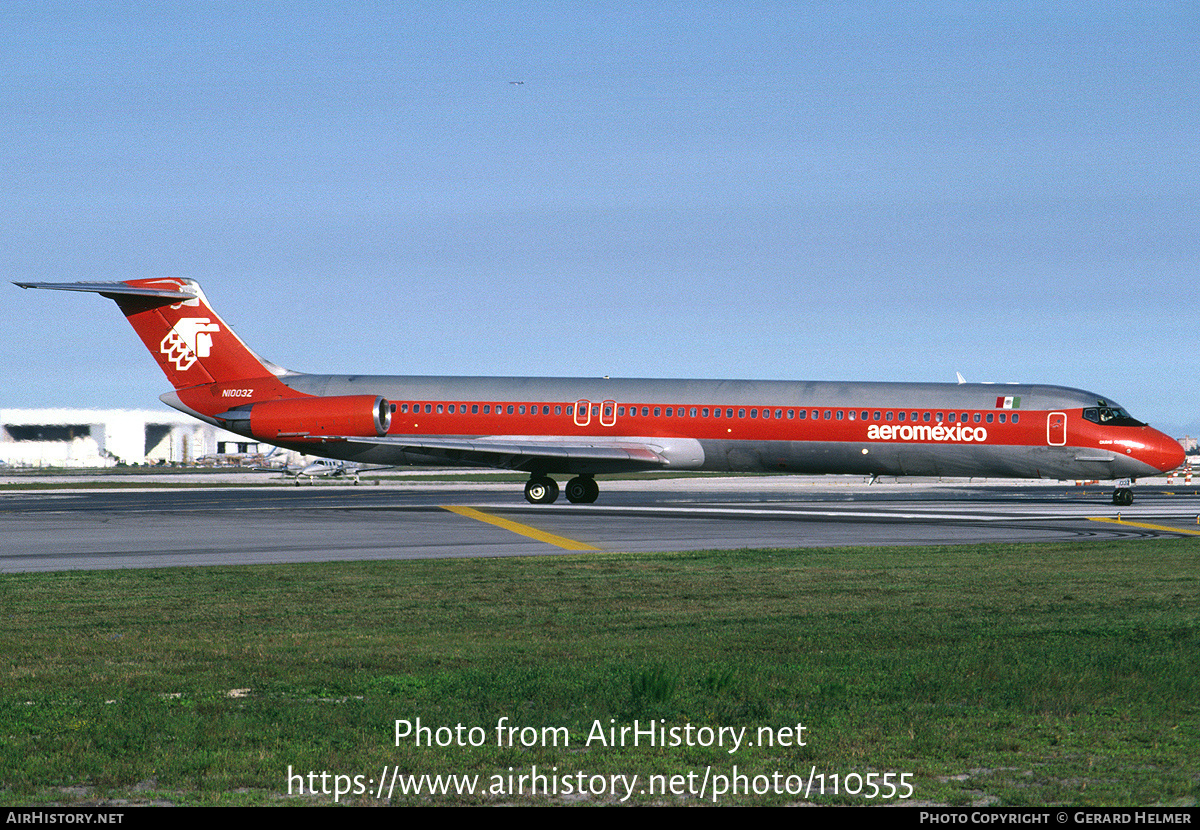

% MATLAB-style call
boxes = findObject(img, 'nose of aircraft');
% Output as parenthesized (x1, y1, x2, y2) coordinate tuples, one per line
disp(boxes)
(1146, 428, 1187, 473)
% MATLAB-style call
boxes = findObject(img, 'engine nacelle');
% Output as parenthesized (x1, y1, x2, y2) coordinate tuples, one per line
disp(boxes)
(224, 395, 392, 440)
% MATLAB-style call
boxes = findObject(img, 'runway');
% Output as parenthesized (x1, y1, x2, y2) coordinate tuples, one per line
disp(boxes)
(1, 475, 1197, 573)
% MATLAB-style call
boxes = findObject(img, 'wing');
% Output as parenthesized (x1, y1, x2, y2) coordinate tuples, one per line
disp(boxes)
(327, 434, 705, 475)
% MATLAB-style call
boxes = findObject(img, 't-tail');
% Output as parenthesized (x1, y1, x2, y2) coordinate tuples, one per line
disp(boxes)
(14, 279, 391, 439)
(15, 278, 294, 411)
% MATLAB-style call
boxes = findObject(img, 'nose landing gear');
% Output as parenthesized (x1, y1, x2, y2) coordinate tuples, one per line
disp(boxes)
(1112, 478, 1135, 506)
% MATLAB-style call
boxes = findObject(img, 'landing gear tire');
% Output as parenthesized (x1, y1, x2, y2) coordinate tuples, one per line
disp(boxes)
(1112, 488, 1134, 506)
(524, 477, 559, 504)
(565, 475, 599, 504)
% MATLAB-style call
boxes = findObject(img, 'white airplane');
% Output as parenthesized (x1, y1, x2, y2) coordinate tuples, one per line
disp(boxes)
(281, 458, 363, 484)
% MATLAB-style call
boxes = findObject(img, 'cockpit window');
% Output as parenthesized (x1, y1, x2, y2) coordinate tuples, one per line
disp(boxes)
(1082, 407, 1145, 427)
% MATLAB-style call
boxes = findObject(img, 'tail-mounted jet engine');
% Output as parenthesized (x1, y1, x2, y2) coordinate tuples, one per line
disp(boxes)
(217, 395, 392, 441)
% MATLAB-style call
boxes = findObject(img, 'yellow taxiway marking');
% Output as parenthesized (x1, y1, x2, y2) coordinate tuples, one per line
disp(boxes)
(441, 506, 600, 551)
(1088, 517, 1200, 536)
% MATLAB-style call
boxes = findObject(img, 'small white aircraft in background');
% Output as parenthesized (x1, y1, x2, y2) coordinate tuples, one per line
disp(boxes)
(281, 458, 363, 485)
(254, 447, 364, 484)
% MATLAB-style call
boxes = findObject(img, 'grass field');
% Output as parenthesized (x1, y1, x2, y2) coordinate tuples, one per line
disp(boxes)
(1, 539, 1197, 806)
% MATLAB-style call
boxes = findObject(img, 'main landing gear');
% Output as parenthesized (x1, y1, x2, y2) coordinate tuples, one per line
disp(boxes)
(524, 476, 558, 504)
(524, 475, 599, 504)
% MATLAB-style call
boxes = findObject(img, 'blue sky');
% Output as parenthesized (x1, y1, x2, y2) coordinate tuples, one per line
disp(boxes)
(3, 2, 1197, 436)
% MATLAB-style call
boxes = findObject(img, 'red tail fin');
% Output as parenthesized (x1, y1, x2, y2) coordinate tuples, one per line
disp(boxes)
(15, 279, 297, 414)
(108, 278, 278, 388)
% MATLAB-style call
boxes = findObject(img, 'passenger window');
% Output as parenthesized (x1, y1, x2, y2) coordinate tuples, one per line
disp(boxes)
(691, 408, 698, 417)
(738, 409, 746, 418)
(974, 413, 981, 423)
(873, 411, 881, 421)
(776, 410, 783, 419)
(798, 410, 806, 420)
(1012, 414, 1019, 423)
(654, 407, 661, 417)
(836, 411, 844, 420)
(751, 409, 758, 418)
(999, 413, 1007, 423)
(518, 405, 525, 414)
(847, 411, 855, 420)
(922, 412, 931, 422)
(885, 411, 893, 421)
(986, 413, 993, 423)
(786, 410, 793, 419)
(557, 405, 563, 415)
(823, 410, 831, 420)
(507, 405, 514, 414)
(702, 408, 709, 417)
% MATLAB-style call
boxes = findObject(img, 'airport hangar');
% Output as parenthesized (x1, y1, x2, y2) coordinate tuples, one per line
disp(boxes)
(0, 408, 261, 467)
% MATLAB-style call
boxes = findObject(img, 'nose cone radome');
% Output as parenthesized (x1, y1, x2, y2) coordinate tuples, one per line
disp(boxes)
(1148, 429, 1187, 473)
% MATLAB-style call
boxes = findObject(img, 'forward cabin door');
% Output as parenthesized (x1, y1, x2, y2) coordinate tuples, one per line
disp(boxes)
(1047, 412, 1067, 446)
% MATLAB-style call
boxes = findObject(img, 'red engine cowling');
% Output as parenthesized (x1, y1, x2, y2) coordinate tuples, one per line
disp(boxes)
(243, 395, 392, 440)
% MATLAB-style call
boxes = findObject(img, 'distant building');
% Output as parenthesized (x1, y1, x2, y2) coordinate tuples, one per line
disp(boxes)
(0, 408, 256, 467)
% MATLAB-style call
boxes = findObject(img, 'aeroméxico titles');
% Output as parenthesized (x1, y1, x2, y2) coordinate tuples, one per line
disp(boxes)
(16, 278, 1185, 505)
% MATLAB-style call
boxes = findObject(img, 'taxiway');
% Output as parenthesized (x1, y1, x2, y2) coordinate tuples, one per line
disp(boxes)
(1, 475, 1197, 573)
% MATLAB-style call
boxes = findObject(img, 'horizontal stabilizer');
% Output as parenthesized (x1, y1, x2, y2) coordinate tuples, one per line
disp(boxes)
(17, 278, 292, 394)
(14, 281, 198, 303)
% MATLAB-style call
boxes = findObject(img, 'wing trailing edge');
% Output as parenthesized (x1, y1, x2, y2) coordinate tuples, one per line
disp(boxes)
(334, 434, 705, 475)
